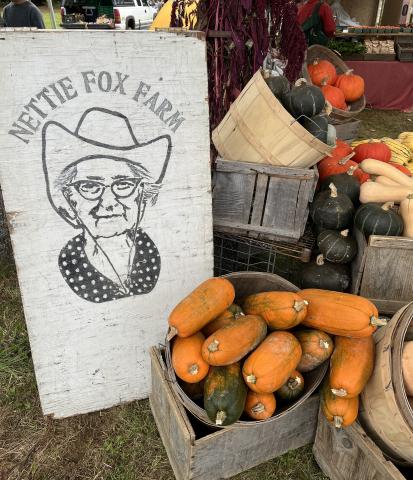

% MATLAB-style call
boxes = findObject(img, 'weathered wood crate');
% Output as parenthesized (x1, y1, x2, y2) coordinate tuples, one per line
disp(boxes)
(351, 229, 413, 315)
(313, 409, 411, 480)
(212, 158, 318, 243)
(333, 119, 361, 143)
(149, 346, 320, 480)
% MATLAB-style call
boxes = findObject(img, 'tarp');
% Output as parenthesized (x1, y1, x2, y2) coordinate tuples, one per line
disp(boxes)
(346, 60, 413, 111)
(331, 0, 360, 26)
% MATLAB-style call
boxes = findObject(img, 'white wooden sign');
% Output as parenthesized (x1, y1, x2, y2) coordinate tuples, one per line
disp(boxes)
(0, 30, 213, 418)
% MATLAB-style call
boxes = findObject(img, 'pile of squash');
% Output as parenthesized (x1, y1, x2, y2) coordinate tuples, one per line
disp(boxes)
(168, 278, 385, 428)
(307, 59, 365, 111)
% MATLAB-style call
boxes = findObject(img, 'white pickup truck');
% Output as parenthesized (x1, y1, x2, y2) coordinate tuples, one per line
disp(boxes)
(114, 0, 157, 30)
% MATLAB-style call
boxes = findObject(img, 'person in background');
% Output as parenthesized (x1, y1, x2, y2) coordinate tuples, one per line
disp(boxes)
(2, 0, 45, 29)
(298, 0, 336, 46)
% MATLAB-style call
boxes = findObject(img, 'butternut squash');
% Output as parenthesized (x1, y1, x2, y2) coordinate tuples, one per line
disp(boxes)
(359, 181, 413, 204)
(244, 391, 276, 420)
(321, 379, 359, 429)
(360, 159, 413, 188)
(168, 278, 235, 338)
(330, 336, 375, 398)
(400, 194, 413, 238)
(374, 176, 400, 186)
(299, 289, 387, 337)
(402, 341, 413, 396)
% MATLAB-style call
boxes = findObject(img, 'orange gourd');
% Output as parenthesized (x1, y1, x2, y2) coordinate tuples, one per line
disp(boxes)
(202, 304, 244, 337)
(321, 81, 347, 110)
(321, 379, 359, 429)
(330, 336, 375, 398)
(295, 329, 334, 373)
(242, 291, 308, 330)
(335, 70, 365, 102)
(244, 391, 276, 420)
(168, 278, 235, 338)
(299, 289, 387, 338)
(353, 141, 392, 164)
(172, 333, 210, 383)
(202, 315, 267, 366)
(242, 331, 302, 394)
(308, 59, 337, 86)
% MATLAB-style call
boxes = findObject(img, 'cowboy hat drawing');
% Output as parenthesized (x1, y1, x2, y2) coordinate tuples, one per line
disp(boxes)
(42, 107, 172, 227)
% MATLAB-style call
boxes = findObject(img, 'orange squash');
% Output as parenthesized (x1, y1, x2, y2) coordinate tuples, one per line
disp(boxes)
(335, 70, 365, 102)
(244, 391, 276, 420)
(402, 341, 413, 396)
(242, 331, 302, 393)
(202, 315, 267, 366)
(168, 278, 235, 338)
(308, 59, 337, 86)
(321, 81, 347, 110)
(172, 333, 210, 383)
(299, 289, 387, 338)
(295, 329, 334, 373)
(242, 291, 308, 330)
(321, 379, 359, 428)
(202, 304, 244, 337)
(330, 336, 374, 399)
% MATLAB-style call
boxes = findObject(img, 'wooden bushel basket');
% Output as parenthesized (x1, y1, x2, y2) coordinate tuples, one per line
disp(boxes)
(212, 70, 333, 169)
(165, 271, 329, 429)
(302, 45, 366, 124)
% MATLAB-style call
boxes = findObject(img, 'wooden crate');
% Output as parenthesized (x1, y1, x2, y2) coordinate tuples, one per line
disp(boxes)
(333, 119, 361, 142)
(313, 409, 411, 480)
(351, 228, 413, 315)
(149, 346, 320, 480)
(212, 158, 318, 243)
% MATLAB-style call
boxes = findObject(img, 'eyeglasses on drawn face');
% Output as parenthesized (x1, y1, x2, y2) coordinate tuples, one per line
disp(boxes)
(70, 178, 143, 201)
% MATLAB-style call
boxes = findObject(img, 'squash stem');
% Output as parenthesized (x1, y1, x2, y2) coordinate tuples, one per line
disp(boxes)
(289, 376, 302, 390)
(331, 388, 347, 397)
(370, 316, 388, 327)
(329, 183, 338, 198)
(320, 340, 330, 350)
(382, 202, 395, 211)
(334, 416, 343, 429)
(251, 402, 265, 414)
(316, 254, 325, 266)
(166, 327, 178, 341)
(208, 340, 220, 352)
(188, 364, 199, 376)
(294, 300, 307, 312)
(340, 229, 349, 237)
(246, 374, 257, 384)
(215, 410, 227, 426)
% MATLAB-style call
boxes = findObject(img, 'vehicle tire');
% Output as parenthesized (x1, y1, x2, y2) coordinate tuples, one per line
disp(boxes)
(126, 19, 135, 30)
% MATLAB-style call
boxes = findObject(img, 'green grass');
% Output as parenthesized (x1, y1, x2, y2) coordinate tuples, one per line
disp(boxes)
(40, 5, 61, 29)
(0, 108, 410, 480)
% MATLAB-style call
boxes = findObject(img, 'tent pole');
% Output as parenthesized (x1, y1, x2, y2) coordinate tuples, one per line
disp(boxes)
(46, 0, 57, 29)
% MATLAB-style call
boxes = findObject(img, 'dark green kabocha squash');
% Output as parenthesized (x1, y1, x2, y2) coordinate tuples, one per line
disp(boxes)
(320, 170, 360, 205)
(310, 183, 355, 230)
(264, 75, 290, 99)
(277, 370, 305, 403)
(282, 79, 325, 118)
(204, 363, 247, 426)
(302, 114, 328, 143)
(300, 254, 350, 292)
(354, 202, 403, 237)
(317, 229, 357, 264)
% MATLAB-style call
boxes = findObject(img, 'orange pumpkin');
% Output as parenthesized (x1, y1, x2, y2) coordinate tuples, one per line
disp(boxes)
(244, 391, 276, 420)
(172, 333, 210, 383)
(321, 379, 359, 429)
(329, 335, 374, 399)
(295, 329, 334, 373)
(202, 304, 244, 337)
(299, 289, 386, 338)
(168, 278, 235, 338)
(353, 141, 392, 164)
(202, 315, 267, 366)
(335, 70, 365, 102)
(308, 59, 337, 86)
(242, 291, 308, 330)
(321, 82, 347, 110)
(242, 331, 302, 393)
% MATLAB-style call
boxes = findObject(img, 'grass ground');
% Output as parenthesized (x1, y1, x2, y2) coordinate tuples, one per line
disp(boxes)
(39, 5, 61, 28)
(0, 109, 411, 480)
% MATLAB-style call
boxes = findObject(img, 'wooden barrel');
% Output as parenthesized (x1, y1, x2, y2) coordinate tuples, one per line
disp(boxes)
(359, 302, 413, 465)
(165, 272, 328, 428)
(212, 70, 333, 169)
(302, 45, 366, 124)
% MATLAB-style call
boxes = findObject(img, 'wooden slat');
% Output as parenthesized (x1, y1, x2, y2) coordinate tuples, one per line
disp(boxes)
(351, 228, 368, 295)
(213, 221, 301, 240)
(368, 236, 413, 250)
(250, 174, 268, 226)
(215, 158, 315, 179)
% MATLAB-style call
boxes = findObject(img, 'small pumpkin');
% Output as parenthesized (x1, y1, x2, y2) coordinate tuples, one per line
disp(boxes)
(321, 82, 347, 110)
(321, 378, 359, 429)
(282, 78, 325, 118)
(402, 341, 413, 396)
(302, 114, 329, 143)
(204, 363, 247, 426)
(277, 370, 305, 402)
(320, 171, 360, 205)
(335, 70, 365, 102)
(317, 230, 357, 264)
(172, 333, 210, 383)
(330, 336, 375, 399)
(299, 289, 387, 338)
(244, 391, 276, 421)
(242, 291, 308, 330)
(354, 202, 404, 237)
(295, 329, 334, 373)
(264, 75, 291, 99)
(353, 141, 392, 164)
(308, 59, 337, 86)
(334, 140, 353, 158)
(202, 304, 244, 337)
(202, 315, 267, 366)
(168, 278, 235, 338)
(300, 254, 351, 292)
(242, 331, 302, 394)
(310, 183, 355, 230)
